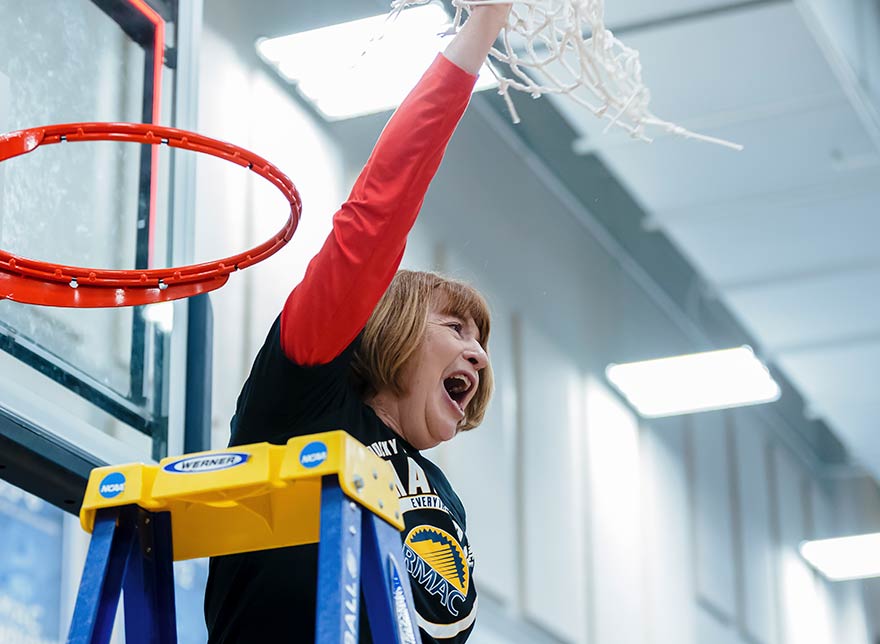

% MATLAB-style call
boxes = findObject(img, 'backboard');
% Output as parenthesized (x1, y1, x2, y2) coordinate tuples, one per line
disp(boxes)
(0, 0, 192, 496)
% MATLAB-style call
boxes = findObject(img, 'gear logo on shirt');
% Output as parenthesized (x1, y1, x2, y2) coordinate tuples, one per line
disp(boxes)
(403, 526, 469, 615)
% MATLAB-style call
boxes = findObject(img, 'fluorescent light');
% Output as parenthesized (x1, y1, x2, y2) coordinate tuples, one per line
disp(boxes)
(605, 346, 780, 417)
(800, 533, 880, 581)
(256, 3, 498, 120)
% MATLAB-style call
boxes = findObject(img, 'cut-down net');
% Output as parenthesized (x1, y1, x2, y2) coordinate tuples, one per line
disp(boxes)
(391, 0, 743, 150)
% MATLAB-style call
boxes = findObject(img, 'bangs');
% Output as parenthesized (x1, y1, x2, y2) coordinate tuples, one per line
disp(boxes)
(434, 280, 491, 347)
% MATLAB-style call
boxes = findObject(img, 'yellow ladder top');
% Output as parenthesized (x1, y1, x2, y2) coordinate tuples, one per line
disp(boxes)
(79, 431, 403, 561)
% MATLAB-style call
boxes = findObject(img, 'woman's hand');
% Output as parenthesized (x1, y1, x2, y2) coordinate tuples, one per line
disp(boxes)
(443, 2, 512, 75)
(469, 1, 513, 25)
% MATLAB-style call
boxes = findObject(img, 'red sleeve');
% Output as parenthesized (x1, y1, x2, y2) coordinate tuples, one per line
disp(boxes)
(280, 54, 478, 365)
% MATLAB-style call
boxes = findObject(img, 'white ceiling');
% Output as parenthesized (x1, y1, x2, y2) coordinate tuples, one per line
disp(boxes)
(541, 0, 880, 476)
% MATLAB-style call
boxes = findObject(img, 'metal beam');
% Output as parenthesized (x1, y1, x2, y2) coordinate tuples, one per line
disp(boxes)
(609, 0, 789, 36)
(719, 258, 880, 293)
(774, 330, 880, 356)
(643, 166, 880, 229)
(0, 403, 103, 514)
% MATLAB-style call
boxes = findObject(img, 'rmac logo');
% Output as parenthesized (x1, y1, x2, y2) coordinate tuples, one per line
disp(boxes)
(99, 472, 126, 499)
(163, 453, 249, 474)
(299, 441, 328, 468)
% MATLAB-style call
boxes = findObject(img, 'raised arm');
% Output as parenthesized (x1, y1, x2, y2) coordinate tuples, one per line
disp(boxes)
(280, 5, 511, 365)
(443, 4, 511, 74)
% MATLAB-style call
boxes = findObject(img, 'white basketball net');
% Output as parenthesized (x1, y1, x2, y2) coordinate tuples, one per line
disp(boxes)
(390, 0, 742, 150)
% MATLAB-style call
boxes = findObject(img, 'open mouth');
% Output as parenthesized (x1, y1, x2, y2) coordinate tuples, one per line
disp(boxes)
(443, 373, 475, 412)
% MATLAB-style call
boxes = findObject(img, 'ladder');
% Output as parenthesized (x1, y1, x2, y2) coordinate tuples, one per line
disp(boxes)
(67, 430, 422, 644)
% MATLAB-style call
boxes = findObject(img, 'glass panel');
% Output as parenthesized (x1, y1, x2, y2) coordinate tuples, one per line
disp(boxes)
(0, 0, 163, 424)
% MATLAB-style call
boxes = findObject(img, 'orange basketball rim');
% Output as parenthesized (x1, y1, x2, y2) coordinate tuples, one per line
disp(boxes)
(0, 122, 302, 308)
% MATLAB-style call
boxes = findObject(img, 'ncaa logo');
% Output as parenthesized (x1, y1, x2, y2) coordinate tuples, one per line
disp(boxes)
(299, 441, 328, 468)
(99, 472, 126, 499)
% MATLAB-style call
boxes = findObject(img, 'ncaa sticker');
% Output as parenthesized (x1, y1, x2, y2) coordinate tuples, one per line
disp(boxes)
(99, 472, 126, 499)
(163, 452, 249, 474)
(299, 441, 328, 468)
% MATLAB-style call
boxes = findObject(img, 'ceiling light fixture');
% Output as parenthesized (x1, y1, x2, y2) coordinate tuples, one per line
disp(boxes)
(605, 346, 780, 417)
(800, 533, 880, 581)
(256, 3, 498, 120)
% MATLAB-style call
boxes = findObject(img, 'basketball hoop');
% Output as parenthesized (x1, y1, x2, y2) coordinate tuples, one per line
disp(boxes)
(0, 122, 302, 308)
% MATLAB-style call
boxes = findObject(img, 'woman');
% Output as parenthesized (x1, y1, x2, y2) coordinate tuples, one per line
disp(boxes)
(205, 4, 510, 642)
